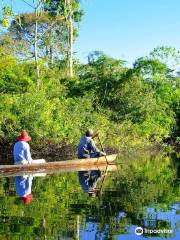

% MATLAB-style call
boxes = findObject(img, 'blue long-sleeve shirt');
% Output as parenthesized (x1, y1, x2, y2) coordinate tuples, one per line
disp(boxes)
(15, 175, 33, 197)
(13, 141, 32, 164)
(78, 136, 100, 159)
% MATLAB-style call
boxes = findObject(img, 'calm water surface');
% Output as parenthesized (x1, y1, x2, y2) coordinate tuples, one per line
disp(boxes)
(0, 151, 179, 240)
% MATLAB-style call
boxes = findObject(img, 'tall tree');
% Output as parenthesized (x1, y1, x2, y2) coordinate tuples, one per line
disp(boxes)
(65, 0, 74, 77)
(0, 0, 45, 89)
(44, 0, 83, 77)
(34, 0, 41, 89)
(7, 12, 66, 64)
(1, 0, 83, 78)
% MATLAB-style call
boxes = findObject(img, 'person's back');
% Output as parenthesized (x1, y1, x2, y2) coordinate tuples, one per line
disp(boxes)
(13, 130, 32, 164)
(78, 136, 92, 159)
(78, 129, 106, 159)
(13, 141, 32, 164)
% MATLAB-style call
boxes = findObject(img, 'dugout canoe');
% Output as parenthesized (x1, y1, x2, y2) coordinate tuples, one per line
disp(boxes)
(0, 154, 117, 177)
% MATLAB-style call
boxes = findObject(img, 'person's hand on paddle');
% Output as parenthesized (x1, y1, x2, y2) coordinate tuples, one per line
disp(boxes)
(100, 151, 106, 156)
(92, 132, 99, 139)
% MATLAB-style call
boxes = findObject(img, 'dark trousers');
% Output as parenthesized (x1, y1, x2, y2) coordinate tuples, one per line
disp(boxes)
(79, 152, 100, 159)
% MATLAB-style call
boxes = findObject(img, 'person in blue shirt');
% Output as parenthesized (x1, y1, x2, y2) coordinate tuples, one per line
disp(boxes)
(15, 175, 33, 204)
(13, 130, 33, 165)
(78, 129, 106, 159)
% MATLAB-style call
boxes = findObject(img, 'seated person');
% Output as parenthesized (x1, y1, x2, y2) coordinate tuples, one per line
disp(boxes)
(78, 129, 106, 159)
(13, 130, 32, 165)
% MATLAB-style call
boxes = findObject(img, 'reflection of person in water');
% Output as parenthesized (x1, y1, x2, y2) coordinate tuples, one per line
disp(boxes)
(78, 170, 102, 197)
(15, 175, 33, 204)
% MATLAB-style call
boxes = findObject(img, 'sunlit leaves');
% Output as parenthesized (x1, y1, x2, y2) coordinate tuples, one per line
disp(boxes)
(0, 6, 13, 28)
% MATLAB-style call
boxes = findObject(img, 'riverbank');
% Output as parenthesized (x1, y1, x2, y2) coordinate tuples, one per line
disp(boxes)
(0, 137, 118, 165)
(1, 136, 178, 165)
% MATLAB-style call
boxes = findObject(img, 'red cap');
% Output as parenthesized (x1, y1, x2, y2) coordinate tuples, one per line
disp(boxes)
(22, 193, 33, 204)
(18, 130, 31, 142)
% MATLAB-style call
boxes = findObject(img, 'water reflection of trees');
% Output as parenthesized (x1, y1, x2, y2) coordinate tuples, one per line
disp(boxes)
(71, 152, 180, 238)
(0, 152, 179, 239)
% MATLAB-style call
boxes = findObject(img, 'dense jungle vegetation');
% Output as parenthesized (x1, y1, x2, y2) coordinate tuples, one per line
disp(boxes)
(0, 1, 179, 151)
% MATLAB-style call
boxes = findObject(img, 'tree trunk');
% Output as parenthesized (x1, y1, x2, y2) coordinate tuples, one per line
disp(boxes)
(69, 6, 73, 78)
(34, 6, 40, 90)
(50, 45, 54, 66)
(66, 0, 73, 78)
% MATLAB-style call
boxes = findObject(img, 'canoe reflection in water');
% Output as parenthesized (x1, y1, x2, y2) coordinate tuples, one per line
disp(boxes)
(78, 170, 102, 197)
(15, 175, 33, 204)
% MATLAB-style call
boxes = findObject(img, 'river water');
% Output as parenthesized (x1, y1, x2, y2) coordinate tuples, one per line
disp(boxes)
(0, 151, 179, 240)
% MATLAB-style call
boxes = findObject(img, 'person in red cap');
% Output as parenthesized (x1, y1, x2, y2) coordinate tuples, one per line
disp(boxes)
(13, 130, 33, 165)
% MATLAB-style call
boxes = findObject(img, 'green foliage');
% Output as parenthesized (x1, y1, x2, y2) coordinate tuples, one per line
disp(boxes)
(8, 12, 68, 63)
(133, 57, 168, 76)
(149, 46, 180, 70)
(0, 56, 34, 94)
(0, 44, 179, 147)
(0, 2, 178, 147)
(0, 4, 179, 145)
(76, 51, 126, 105)
(0, 6, 13, 28)
(43, 0, 84, 22)
(0, 90, 111, 145)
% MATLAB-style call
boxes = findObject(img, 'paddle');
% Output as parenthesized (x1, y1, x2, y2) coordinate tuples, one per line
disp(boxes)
(93, 133, 108, 164)
(97, 135, 108, 164)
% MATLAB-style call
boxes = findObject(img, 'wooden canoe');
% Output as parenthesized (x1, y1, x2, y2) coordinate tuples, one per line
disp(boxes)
(0, 154, 117, 177)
